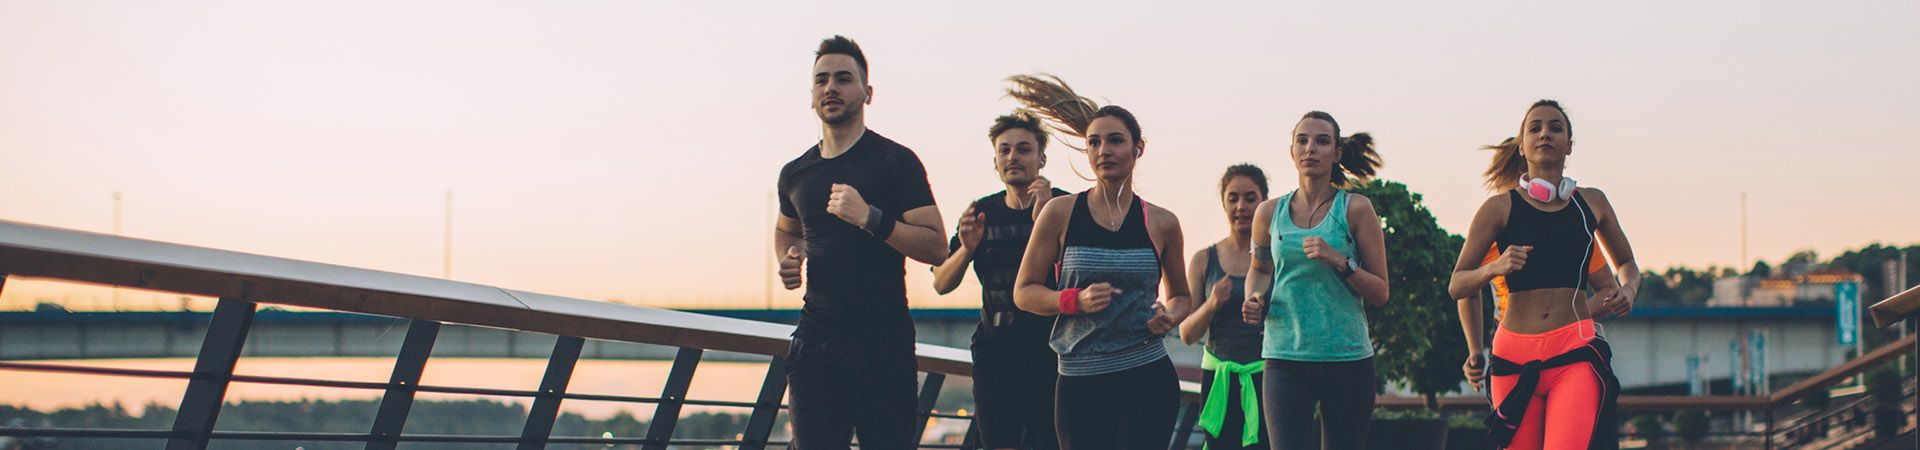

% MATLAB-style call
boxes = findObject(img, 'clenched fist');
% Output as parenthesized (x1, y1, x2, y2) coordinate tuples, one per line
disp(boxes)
(1241, 292, 1268, 325)
(827, 184, 871, 228)
(779, 247, 805, 290)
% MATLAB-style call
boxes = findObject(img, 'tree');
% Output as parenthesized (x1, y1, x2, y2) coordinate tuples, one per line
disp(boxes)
(1630, 413, 1667, 444)
(1673, 411, 1709, 448)
(1748, 260, 1772, 278)
(1637, 271, 1681, 306)
(1786, 249, 1820, 266)
(1866, 366, 1903, 440)
(1664, 267, 1717, 306)
(1350, 179, 1468, 408)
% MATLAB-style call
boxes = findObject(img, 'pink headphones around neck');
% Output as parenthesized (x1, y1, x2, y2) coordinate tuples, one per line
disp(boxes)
(1520, 174, 1578, 203)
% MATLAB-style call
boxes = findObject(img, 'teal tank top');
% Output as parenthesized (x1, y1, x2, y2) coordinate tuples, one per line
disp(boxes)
(1262, 190, 1375, 362)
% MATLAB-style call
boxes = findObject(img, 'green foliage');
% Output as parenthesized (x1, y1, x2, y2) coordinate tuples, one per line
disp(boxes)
(1445, 411, 1486, 430)
(1802, 386, 1831, 410)
(1371, 408, 1442, 420)
(1637, 267, 1721, 307)
(1672, 411, 1709, 445)
(1866, 366, 1902, 404)
(1349, 179, 1468, 407)
(1630, 413, 1667, 442)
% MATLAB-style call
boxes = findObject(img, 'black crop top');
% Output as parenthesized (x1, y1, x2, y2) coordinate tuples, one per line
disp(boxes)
(1494, 190, 1598, 293)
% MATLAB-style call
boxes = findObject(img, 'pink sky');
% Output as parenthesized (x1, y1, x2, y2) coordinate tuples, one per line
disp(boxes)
(3, 1, 1917, 311)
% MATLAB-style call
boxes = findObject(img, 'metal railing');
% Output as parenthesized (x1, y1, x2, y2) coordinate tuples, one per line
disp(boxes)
(0, 219, 1209, 449)
(6, 216, 1911, 449)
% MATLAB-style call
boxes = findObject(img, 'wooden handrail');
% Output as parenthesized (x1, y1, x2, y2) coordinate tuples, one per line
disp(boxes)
(1871, 285, 1920, 329)
(1768, 333, 1916, 406)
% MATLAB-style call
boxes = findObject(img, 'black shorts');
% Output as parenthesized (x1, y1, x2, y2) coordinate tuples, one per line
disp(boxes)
(972, 339, 1059, 449)
(785, 336, 919, 450)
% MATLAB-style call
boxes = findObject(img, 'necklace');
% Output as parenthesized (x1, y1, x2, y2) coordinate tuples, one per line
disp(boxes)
(1296, 189, 1337, 229)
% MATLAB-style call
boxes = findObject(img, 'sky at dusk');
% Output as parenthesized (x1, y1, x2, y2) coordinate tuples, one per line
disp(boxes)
(4, 0, 1917, 311)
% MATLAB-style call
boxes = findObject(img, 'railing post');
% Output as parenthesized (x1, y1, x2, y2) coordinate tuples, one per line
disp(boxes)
(1764, 407, 1774, 450)
(912, 372, 946, 444)
(740, 357, 790, 450)
(959, 416, 980, 450)
(640, 347, 703, 450)
(165, 297, 256, 450)
(517, 336, 585, 450)
(1171, 399, 1202, 450)
(367, 319, 440, 450)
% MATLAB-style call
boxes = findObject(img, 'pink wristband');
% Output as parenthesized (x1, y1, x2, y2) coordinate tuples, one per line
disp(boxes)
(1059, 288, 1082, 315)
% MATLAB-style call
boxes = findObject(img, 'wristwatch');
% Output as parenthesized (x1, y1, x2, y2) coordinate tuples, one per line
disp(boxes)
(1339, 256, 1360, 279)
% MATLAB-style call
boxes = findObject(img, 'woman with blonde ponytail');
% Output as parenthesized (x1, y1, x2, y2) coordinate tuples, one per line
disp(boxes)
(1238, 111, 1390, 450)
(1449, 100, 1641, 450)
(1007, 74, 1195, 450)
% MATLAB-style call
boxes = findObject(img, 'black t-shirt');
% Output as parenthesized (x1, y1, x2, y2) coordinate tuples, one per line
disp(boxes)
(949, 189, 1071, 346)
(777, 130, 937, 344)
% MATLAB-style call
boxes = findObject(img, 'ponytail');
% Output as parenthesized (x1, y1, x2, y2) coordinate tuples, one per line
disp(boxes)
(1484, 100, 1572, 192)
(1299, 111, 1383, 188)
(1333, 132, 1381, 188)
(1007, 74, 1145, 182)
(1004, 74, 1099, 147)
(1483, 136, 1524, 192)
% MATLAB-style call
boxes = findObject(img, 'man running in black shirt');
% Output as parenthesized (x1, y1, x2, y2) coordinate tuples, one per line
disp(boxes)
(930, 111, 1067, 450)
(773, 35, 948, 449)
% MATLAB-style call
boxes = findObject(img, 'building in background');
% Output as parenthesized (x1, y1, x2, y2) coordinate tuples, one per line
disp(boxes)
(1711, 264, 1863, 307)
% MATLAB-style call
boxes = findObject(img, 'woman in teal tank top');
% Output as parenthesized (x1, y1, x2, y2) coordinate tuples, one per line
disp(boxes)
(1239, 111, 1390, 450)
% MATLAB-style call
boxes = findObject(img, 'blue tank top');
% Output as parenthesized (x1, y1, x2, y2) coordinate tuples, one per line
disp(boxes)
(1262, 190, 1374, 362)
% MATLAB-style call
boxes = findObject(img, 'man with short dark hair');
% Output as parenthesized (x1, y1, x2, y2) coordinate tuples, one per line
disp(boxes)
(773, 35, 948, 449)
(930, 111, 1067, 450)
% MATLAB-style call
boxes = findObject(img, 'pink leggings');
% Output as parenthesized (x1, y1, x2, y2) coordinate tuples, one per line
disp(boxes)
(1489, 320, 1608, 450)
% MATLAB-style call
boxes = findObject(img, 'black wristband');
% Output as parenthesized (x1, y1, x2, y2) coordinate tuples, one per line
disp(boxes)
(863, 206, 896, 240)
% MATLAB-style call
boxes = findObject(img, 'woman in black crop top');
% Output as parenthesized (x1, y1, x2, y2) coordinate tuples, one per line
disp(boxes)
(1447, 100, 1643, 450)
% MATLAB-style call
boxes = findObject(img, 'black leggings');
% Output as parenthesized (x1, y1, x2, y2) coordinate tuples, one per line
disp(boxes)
(1054, 356, 1180, 450)
(1201, 369, 1270, 450)
(1261, 358, 1375, 450)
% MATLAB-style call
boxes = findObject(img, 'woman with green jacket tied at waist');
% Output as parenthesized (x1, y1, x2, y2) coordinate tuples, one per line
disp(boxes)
(1239, 111, 1391, 450)
(1178, 164, 1273, 450)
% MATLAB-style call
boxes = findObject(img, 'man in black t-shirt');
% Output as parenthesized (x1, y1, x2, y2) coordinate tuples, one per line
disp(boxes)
(773, 35, 948, 450)
(930, 112, 1067, 450)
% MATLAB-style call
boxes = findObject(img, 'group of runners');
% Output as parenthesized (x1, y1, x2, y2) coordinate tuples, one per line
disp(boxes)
(773, 35, 1639, 450)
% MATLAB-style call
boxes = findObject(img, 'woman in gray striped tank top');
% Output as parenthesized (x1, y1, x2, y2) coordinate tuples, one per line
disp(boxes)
(1007, 74, 1196, 450)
